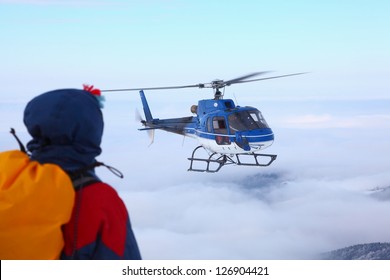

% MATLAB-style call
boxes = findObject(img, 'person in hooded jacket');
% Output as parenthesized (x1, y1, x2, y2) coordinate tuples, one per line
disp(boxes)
(23, 86, 141, 260)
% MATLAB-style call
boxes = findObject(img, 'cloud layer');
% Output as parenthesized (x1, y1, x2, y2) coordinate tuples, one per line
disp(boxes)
(122, 170, 390, 259)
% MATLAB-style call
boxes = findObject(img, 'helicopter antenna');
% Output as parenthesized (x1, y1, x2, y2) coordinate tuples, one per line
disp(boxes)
(233, 92, 239, 105)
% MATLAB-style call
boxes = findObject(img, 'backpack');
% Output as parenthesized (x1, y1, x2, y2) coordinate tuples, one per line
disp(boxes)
(0, 150, 75, 259)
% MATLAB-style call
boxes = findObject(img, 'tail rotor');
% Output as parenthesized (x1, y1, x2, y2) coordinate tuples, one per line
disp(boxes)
(136, 108, 155, 146)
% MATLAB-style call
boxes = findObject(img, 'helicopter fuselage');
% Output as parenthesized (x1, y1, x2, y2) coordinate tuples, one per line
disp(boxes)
(103, 71, 306, 171)
(139, 91, 274, 155)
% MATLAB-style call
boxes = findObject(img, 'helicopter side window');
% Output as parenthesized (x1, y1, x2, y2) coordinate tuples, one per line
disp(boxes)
(212, 116, 230, 145)
(213, 117, 227, 134)
(228, 113, 247, 134)
(207, 117, 213, 133)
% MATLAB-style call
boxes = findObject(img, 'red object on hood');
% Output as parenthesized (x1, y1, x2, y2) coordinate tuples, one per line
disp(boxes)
(83, 84, 101, 96)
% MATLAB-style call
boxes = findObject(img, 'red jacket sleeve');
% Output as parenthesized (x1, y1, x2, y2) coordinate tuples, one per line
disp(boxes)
(61, 182, 141, 259)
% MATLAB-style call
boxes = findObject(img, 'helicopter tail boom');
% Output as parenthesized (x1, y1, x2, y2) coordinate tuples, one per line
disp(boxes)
(138, 90, 198, 136)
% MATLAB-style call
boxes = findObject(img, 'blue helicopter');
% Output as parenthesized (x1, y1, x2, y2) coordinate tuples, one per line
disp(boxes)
(102, 72, 304, 172)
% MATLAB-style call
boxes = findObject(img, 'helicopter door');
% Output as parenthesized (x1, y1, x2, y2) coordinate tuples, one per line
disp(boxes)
(212, 116, 230, 145)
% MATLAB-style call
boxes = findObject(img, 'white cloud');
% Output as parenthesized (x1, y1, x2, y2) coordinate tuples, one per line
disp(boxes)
(122, 171, 390, 259)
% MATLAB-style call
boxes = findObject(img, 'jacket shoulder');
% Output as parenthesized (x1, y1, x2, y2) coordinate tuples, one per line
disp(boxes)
(62, 180, 142, 259)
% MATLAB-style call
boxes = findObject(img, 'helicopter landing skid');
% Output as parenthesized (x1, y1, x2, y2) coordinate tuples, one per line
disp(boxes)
(187, 146, 277, 173)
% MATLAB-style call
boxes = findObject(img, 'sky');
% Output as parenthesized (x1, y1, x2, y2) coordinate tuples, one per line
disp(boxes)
(1, 0, 390, 259)
(1, 0, 389, 100)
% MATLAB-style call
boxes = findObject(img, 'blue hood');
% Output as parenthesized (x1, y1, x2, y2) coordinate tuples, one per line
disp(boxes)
(24, 89, 104, 172)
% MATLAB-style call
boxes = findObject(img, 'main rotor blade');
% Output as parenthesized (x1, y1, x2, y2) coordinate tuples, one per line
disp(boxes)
(230, 72, 308, 85)
(101, 84, 202, 92)
(101, 73, 270, 92)
(224, 71, 270, 86)
(101, 71, 307, 92)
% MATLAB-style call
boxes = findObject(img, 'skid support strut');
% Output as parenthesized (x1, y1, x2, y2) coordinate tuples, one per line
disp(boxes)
(187, 146, 277, 173)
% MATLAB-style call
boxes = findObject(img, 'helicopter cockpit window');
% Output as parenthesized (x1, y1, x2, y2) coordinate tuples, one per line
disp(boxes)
(228, 110, 269, 134)
(212, 116, 228, 134)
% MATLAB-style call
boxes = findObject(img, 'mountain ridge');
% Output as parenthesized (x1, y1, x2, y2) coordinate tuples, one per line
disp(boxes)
(322, 242, 390, 260)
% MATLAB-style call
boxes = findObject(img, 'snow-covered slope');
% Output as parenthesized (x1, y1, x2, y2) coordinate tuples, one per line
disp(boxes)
(322, 243, 390, 260)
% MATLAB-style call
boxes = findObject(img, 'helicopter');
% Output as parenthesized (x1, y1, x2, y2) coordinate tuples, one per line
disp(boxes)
(102, 72, 305, 172)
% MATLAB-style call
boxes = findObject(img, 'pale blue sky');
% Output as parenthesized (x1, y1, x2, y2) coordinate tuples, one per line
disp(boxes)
(1, 0, 389, 101)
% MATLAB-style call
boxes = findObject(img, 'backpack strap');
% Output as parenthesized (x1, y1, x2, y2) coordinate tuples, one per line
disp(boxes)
(9, 128, 28, 154)
(66, 162, 123, 192)
(67, 169, 101, 191)
(67, 172, 100, 259)
(72, 176, 100, 191)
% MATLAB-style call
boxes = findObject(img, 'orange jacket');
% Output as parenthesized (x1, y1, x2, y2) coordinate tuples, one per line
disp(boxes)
(0, 150, 75, 259)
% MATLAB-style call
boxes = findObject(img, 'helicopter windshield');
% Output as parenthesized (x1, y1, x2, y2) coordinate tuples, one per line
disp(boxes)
(228, 110, 269, 134)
